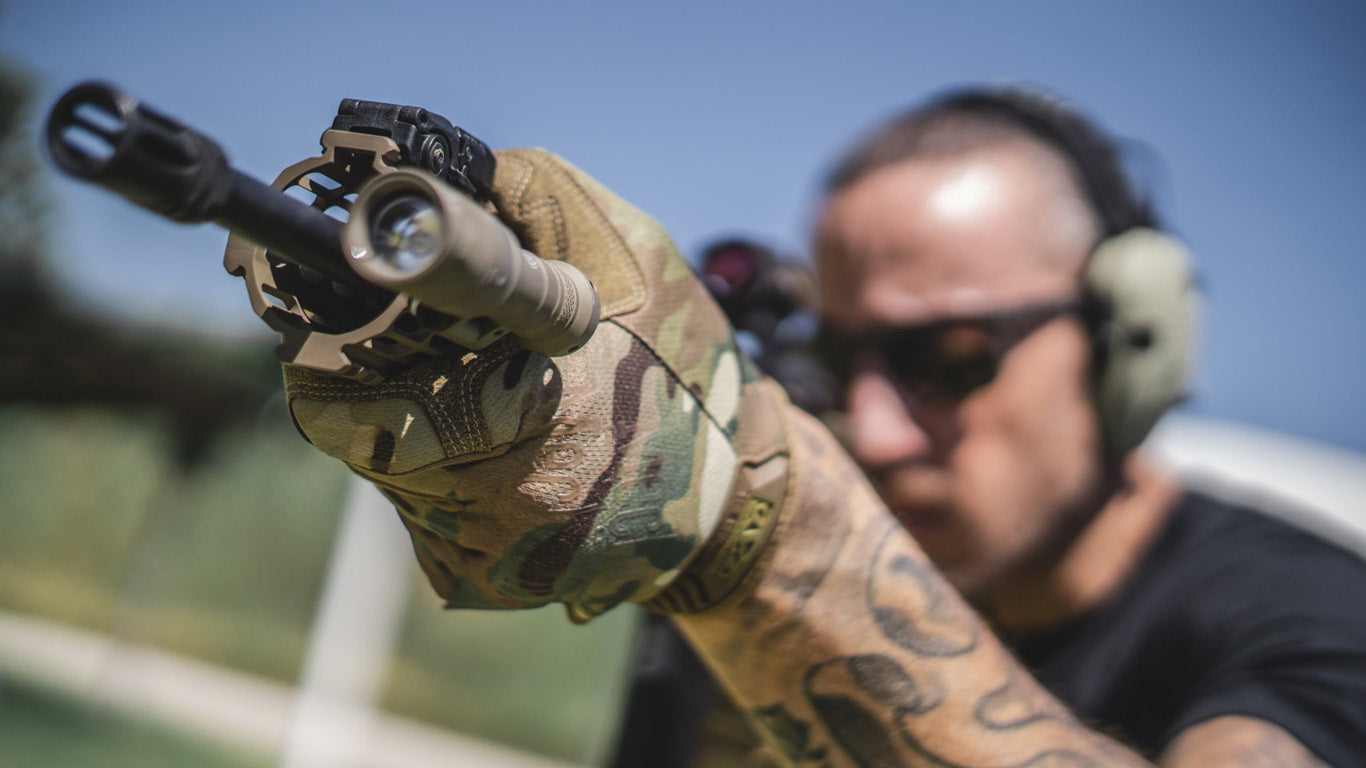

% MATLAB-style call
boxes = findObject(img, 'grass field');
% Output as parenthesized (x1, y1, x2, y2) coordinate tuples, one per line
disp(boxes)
(0, 403, 638, 765)
(0, 678, 269, 768)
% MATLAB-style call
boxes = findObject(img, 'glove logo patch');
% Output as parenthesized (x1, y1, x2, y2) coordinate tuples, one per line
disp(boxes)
(606, 507, 673, 543)
(708, 495, 776, 584)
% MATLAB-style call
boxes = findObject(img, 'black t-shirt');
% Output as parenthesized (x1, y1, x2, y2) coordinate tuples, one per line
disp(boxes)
(1011, 490, 1366, 764)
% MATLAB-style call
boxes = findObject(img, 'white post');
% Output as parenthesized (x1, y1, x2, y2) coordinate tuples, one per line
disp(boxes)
(279, 477, 414, 768)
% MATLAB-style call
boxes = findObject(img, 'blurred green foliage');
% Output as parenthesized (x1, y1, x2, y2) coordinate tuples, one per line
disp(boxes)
(0, 678, 270, 768)
(388, 599, 637, 762)
(0, 51, 47, 284)
(0, 404, 349, 680)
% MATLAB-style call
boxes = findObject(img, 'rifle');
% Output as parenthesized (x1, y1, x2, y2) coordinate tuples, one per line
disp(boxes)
(44, 82, 600, 384)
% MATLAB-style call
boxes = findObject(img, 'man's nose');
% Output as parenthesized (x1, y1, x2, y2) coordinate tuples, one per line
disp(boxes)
(845, 362, 934, 471)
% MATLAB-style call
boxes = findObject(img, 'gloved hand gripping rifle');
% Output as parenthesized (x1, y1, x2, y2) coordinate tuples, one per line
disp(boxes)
(45, 82, 600, 383)
(48, 83, 802, 621)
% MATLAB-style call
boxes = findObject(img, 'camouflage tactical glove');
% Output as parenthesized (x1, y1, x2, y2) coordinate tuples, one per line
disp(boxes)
(283, 149, 796, 621)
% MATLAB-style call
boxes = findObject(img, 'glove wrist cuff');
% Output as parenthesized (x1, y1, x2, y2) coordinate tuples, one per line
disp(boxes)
(643, 380, 795, 614)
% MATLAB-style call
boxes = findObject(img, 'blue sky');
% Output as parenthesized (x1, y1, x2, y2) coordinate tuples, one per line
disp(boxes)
(3, 1, 1365, 451)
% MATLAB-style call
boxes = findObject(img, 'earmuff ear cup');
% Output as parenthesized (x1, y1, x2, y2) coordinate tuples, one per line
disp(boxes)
(1084, 228, 1198, 457)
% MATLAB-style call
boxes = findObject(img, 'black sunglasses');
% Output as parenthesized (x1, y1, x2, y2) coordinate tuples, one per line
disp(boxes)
(816, 299, 1080, 403)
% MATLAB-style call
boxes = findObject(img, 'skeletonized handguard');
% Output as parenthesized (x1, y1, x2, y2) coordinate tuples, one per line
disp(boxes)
(284, 149, 796, 621)
(225, 130, 519, 384)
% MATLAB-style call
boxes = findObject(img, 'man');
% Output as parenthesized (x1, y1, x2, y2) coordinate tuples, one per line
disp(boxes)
(803, 87, 1366, 764)
(617, 89, 1366, 767)
(285, 89, 1366, 766)
(814, 90, 1191, 645)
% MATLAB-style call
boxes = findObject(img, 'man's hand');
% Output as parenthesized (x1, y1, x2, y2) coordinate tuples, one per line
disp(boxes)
(283, 149, 795, 621)
(1162, 717, 1329, 768)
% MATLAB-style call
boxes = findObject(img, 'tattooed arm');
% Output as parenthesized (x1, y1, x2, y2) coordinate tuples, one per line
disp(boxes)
(671, 409, 1340, 767)
(669, 408, 1145, 766)
(672, 408, 1147, 768)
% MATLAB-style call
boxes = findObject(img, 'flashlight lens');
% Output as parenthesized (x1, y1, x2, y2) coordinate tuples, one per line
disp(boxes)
(370, 194, 443, 275)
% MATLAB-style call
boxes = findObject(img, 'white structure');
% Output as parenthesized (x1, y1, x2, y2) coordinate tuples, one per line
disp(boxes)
(1149, 415, 1366, 557)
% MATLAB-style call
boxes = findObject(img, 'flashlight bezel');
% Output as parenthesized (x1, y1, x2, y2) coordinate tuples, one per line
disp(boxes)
(365, 191, 445, 278)
(346, 171, 454, 286)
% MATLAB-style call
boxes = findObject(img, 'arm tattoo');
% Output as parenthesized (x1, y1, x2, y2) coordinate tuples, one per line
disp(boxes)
(867, 527, 978, 657)
(674, 411, 1150, 768)
(804, 652, 1105, 768)
(767, 457, 853, 608)
(753, 703, 833, 767)
(974, 664, 1072, 732)
(803, 654, 943, 767)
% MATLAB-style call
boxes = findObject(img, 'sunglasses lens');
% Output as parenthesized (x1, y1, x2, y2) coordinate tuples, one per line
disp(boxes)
(816, 300, 1073, 405)
(884, 323, 998, 401)
(928, 355, 999, 400)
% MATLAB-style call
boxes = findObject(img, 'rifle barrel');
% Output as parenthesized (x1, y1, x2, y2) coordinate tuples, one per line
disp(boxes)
(45, 81, 356, 286)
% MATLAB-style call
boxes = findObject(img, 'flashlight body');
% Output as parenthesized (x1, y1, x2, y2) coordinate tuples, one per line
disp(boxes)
(346, 170, 600, 357)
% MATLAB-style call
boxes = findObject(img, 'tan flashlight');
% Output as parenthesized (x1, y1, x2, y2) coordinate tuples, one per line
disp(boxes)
(343, 169, 600, 357)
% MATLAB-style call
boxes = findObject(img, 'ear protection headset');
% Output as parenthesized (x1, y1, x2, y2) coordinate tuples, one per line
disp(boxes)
(924, 88, 1199, 459)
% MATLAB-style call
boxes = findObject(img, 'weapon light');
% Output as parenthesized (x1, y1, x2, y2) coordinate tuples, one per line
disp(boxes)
(345, 169, 600, 357)
(369, 194, 444, 276)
